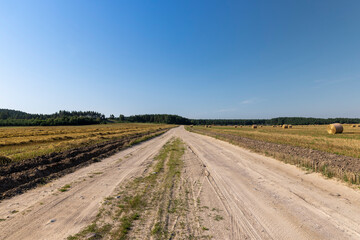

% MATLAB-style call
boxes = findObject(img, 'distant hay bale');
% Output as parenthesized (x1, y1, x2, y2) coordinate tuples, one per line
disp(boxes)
(252, 125, 257, 129)
(352, 125, 356, 128)
(272, 125, 276, 127)
(358, 124, 360, 127)
(234, 125, 237, 128)
(190, 125, 193, 128)
(288, 125, 293, 128)
(282, 124, 288, 129)
(327, 123, 343, 134)
(0, 156, 12, 165)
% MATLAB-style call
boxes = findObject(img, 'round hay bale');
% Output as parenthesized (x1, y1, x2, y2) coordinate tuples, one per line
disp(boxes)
(234, 125, 237, 128)
(282, 124, 288, 129)
(252, 125, 257, 129)
(352, 125, 356, 128)
(327, 123, 343, 134)
(358, 124, 360, 127)
(190, 125, 193, 128)
(272, 125, 276, 127)
(288, 125, 293, 128)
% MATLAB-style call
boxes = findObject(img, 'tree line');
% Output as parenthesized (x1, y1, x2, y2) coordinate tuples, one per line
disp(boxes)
(0, 109, 359, 126)
(124, 114, 191, 125)
(190, 117, 360, 125)
(0, 109, 105, 126)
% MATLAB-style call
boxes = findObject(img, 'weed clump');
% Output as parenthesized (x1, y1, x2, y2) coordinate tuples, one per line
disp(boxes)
(0, 156, 12, 165)
(59, 184, 71, 192)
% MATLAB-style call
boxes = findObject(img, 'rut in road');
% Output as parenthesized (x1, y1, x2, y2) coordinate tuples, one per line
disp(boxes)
(1, 126, 360, 240)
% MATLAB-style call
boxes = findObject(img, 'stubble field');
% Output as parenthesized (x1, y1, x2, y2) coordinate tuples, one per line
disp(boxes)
(0, 123, 172, 163)
(187, 124, 360, 185)
(0, 123, 173, 199)
(189, 124, 360, 158)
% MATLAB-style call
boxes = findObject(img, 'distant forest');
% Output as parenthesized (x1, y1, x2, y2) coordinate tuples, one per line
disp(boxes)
(0, 109, 105, 126)
(124, 114, 191, 125)
(0, 109, 359, 126)
(191, 117, 360, 126)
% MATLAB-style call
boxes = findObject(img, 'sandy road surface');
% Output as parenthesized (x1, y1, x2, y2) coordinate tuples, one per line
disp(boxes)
(1, 126, 360, 239)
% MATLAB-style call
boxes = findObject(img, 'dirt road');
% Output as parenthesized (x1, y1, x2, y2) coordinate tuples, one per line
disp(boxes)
(1, 126, 360, 239)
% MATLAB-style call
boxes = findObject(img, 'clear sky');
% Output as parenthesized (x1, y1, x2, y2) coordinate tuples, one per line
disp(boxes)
(1, 0, 360, 119)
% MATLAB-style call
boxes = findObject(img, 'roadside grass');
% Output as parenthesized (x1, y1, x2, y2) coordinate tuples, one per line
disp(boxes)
(0, 123, 173, 162)
(67, 137, 186, 240)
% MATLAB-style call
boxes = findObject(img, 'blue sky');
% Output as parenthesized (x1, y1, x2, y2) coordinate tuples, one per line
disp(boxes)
(1, 0, 360, 119)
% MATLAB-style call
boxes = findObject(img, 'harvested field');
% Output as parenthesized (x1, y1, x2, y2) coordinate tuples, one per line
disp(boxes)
(0, 124, 173, 199)
(0, 123, 172, 162)
(186, 125, 360, 185)
(188, 124, 360, 158)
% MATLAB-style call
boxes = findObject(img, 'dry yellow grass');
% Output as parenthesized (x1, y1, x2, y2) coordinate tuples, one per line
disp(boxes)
(189, 124, 360, 158)
(0, 123, 172, 162)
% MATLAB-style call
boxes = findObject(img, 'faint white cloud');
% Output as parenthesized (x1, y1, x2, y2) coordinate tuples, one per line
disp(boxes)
(313, 77, 356, 89)
(215, 108, 237, 113)
(240, 99, 254, 104)
(240, 98, 264, 105)
(214, 98, 266, 114)
(314, 79, 344, 85)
